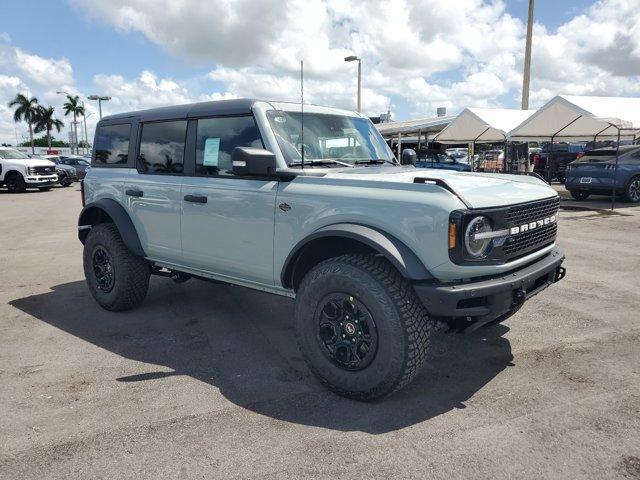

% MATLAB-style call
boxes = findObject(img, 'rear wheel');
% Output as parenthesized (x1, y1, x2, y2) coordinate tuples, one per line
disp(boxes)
(5, 172, 26, 193)
(294, 254, 434, 401)
(570, 190, 590, 201)
(624, 176, 640, 203)
(83, 223, 150, 311)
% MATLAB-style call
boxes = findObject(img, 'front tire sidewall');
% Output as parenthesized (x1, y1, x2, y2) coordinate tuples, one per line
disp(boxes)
(6, 173, 26, 193)
(295, 260, 409, 398)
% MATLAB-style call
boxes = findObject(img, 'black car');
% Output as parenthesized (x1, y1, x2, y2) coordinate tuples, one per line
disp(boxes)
(59, 157, 90, 179)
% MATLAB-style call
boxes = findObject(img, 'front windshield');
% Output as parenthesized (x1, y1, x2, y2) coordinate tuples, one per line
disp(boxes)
(266, 110, 396, 166)
(0, 149, 30, 159)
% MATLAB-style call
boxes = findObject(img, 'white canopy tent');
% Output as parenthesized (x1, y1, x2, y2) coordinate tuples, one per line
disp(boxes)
(434, 108, 536, 144)
(508, 95, 640, 209)
(508, 95, 640, 142)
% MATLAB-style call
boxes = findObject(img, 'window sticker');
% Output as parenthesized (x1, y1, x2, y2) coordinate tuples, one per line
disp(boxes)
(203, 137, 221, 166)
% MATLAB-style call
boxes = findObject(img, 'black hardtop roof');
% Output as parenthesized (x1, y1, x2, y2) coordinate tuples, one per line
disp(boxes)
(100, 98, 259, 123)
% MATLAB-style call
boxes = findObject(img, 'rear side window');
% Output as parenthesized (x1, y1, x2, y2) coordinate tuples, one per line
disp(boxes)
(138, 120, 187, 174)
(195, 116, 263, 176)
(94, 124, 131, 165)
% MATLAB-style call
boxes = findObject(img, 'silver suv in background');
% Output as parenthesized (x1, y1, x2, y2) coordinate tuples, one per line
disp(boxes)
(78, 99, 566, 400)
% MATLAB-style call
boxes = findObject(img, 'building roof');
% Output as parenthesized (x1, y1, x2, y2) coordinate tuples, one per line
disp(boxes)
(376, 115, 456, 138)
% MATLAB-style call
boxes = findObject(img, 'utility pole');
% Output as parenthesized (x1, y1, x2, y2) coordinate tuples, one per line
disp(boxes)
(521, 0, 535, 110)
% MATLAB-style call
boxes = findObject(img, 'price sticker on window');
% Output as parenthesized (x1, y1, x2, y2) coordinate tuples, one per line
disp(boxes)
(203, 138, 220, 166)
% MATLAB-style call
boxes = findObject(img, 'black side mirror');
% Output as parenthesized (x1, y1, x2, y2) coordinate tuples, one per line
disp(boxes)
(231, 147, 277, 176)
(401, 148, 417, 165)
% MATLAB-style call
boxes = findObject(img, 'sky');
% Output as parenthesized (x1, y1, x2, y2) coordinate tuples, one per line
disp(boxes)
(1, 0, 640, 146)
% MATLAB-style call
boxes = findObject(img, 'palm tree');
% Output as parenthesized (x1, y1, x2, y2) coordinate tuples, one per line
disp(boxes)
(8, 94, 39, 153)
(62, 95, 85, 154)
(34, 106, 64, 150)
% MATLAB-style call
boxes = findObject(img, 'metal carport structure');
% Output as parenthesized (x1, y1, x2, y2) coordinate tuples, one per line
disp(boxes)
(508, 95, 640, 209)
(376, 115, 456, 160)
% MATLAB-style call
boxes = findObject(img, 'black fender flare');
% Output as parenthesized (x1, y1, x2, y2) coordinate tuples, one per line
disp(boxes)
(78, 198, 145, 257)
(281, 223, 432, 287)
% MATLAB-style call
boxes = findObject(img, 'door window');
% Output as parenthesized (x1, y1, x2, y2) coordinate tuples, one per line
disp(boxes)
(93, 123, 131, 165)
(195, 116, 263, 176)
(138, 120, 187, 174)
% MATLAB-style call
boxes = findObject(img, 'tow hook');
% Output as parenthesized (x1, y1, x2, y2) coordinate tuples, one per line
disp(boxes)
(554, 266, 566, 283)
(512, 289, 526, 308)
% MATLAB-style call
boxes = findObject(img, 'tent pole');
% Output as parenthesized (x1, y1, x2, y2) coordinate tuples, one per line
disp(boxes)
(472, 141, 475, 172)
(548, 134, 554, 182)
(611, 128, 621, 211)
(503, 137, 508, 173)
(417, 129, 422, 150)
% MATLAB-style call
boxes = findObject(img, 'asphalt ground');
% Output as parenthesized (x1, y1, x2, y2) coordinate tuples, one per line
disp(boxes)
(1, 184, 639, 479)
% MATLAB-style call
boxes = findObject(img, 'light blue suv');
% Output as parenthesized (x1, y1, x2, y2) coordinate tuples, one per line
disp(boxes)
(79, 99, 566, 400)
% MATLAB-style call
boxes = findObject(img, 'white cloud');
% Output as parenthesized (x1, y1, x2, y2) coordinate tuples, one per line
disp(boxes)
(14, 49, 74, 87)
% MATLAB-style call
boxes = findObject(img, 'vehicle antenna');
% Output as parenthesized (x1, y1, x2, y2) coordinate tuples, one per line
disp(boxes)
(300, 59, 304, 169)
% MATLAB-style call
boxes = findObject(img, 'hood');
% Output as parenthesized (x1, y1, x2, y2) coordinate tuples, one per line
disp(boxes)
(7, 158, 57, 168)
(323, 166, 558, 209)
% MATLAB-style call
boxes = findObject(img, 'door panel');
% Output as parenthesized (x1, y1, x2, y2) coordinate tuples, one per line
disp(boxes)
(124, 174, 183, 262)
(181, 177, 277, 285)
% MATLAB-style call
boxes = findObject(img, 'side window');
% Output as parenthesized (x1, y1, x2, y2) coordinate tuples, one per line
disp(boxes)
(93, 124, 131, 165)
(195, 116, 263, 176)
(138, 120, 187, 174)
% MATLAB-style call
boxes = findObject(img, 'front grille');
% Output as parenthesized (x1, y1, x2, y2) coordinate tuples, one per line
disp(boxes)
(33, 166, 56, 175)
(502, 197, 559, 260)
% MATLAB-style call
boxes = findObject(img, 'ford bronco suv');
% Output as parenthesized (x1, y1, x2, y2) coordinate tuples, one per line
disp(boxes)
(79, 99, 566, 400)
(0, 147, 58, 192)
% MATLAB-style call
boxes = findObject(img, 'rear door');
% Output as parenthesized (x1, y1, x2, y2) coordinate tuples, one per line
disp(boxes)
(180, 115, 277, 285)
(124, 120, 187, 263)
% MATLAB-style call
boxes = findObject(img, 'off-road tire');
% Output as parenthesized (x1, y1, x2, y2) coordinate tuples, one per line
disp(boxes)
(294, 254, 434, 401)
(83, 223, 150, 311)
(570, 190, 590, 201)
(5, 172, 26, 193)
(624, 176, 640, 203)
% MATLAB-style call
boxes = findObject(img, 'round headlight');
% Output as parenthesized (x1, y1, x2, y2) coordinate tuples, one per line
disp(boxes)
(464, 216, 493, 258)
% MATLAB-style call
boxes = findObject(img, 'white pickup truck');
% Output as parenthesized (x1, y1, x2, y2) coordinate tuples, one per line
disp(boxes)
(0, 147, 58, 193)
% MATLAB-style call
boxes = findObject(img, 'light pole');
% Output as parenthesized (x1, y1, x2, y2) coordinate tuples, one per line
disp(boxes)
(88, 95, 111, 119)
(521, 0, 535, 110)
(84, 112, 93, 155)
(344, 55, 362, 113)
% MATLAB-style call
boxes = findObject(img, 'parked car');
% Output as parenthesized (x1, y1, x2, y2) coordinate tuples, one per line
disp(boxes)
(415, 149, 471, 171)
(445, 148, 469, 164)
(565, 145, 640, 202)
(59, 156, 90, 179)
(0, 147, 57, 192)
(532, 142, 586, 183)
(78, 99, 565, 401)
(41, 155, 78, 187)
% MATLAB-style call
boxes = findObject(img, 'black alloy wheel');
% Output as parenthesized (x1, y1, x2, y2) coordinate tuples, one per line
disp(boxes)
(315, 293, 378, 371)
(92, 246, 115, 293)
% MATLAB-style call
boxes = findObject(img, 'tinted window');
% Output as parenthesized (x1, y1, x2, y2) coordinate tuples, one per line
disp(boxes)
(195, 116, 263, 176)
(138, 121, 187, 174)
(94, 124, 131, 165)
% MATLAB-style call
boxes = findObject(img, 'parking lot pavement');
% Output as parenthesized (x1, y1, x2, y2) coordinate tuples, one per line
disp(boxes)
(1, 186, 639, 480)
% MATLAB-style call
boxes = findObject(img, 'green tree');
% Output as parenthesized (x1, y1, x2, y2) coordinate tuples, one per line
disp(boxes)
(19, 136, 69, 148)
(8, 93, 39, 154)
(34, 106, 64, 150)
(62, 94, 85, 154)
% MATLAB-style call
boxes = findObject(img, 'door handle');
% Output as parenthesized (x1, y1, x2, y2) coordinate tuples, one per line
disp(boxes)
(184, 194, 207, 204)
(125, 188, 144, 197)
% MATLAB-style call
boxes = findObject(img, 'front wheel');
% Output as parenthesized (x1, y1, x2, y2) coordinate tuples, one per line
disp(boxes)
(5, 172, 26, 193)
(624, 176, 640, 203)
(83, 223, 150, 311)
(570, 190, 590, 201)
(294, 254, 434, 401)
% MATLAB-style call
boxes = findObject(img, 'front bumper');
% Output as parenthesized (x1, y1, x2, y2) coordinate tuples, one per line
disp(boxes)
(414, 248, 565, 322)
(25, 175, 58, 187)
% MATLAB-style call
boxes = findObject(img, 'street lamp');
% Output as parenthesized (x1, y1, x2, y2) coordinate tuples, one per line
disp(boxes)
(84, 112, 94, 154)
(87, 95, 112, 119)
(344, 55, 362, 113)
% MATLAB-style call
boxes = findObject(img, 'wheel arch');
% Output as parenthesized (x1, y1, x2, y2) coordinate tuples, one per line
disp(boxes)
(78, 198, 145, 257)
(281, 223, 432, 290)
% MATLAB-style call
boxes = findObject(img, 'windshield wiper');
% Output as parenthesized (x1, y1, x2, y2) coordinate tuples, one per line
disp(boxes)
(289, 159, 354, 168)
(354, 158, 397, 166)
